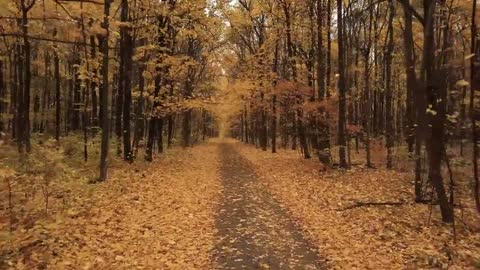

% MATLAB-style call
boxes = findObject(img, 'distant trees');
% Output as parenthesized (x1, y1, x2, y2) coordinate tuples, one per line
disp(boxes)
(1, 0, 479, 222)
(0, 0, 221, 180)
(226, 0, 479, 222)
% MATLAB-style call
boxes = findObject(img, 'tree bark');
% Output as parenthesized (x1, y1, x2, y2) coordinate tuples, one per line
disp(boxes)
(337, 0, 347, 168)
(0, 59, 4, 133)
(385, 0, 395, 169)
(423, 0, 453, 222)
(157, 118, 164, 153)
(401, 0, 421, 199)
(133, 62, 145, 157)
(72, 48, 81, 131)
(317, 0, 325, 99)
(120, 0, 134, 162)
(55, 52, 61, 141)
(471, 0, 480, 214)
(17, 0, 35, 153)
(271, 95, 277, 153)
(99, 0, 111, 181)
(90, 36, 98, 128)
(326, 0, 332, 97)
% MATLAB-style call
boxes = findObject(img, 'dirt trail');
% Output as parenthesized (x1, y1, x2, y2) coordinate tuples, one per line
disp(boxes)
(213, 143, 325, 270)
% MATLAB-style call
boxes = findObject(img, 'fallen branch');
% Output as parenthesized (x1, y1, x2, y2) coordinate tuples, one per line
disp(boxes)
(337, 201, 409, 211)
(338, 200, 466, 211)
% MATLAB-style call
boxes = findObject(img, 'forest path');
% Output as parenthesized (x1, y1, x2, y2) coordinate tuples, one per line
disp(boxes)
(213, 143, 325, 270)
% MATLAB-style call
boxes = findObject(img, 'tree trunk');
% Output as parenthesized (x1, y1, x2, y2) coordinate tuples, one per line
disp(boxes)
(423, 0, 453, 222)
(9, 53, 16, 138)
(17, 1, 34, 153)
(55, 52, 61, 141)
(72, 48, 81, 131)
(99, 0, 111, 181)
(183, 109, 192, 148)
(385, 0, 395, 169)
(317, 0, 325, 99)
(0, 59, 4, 133)
(157, 118, 164, 153)
(401, 0, 423, 201)
(145, 113, 156, 162)
(402, 0, 416, 151)
(146, 73, 163, 161)
(23, 8, 32, 153)
(16, 43, 24, 146)
(326, 0, 332, 97)
(244, 105, 249, 144)
(316, 0, 331, 165)
(297, 107, 311, 159)
(115, 62, 124, 156)
(260, 92, 267, 151)
(471, 0, 480, 214)
(133, 62, 145, 157)
(337, 0, 347, 168)
(40, 53, 49, 133)
(271, 95, 277, 153)
(90, 36, 98, 128)
(121, 0, 134, 162)
(167, 114, 174, 147)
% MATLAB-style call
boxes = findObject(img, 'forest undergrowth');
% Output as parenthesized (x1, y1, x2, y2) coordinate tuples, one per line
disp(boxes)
(0, 137, 221, 269)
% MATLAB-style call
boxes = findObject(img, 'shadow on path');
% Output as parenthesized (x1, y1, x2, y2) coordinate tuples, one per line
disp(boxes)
(213, 143, 326, 270)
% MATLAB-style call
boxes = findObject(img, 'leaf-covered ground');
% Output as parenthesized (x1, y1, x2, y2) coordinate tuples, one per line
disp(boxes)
(214, 143, 324, 269)
(234, 140, 480, 269)
(2, 139, 480, 269)
(1, 142, 221, 269)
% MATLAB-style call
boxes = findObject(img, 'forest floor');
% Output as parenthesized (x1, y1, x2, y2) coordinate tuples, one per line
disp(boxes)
(213, 143, 324, 269)
(0, 139, 221, 269)
(1, 138, 480, 269)
(235, 140, 480, 269)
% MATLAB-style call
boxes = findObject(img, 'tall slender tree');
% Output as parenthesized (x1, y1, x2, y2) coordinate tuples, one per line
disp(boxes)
(99, 0, 111, 181)
(337, 0, 347, 168)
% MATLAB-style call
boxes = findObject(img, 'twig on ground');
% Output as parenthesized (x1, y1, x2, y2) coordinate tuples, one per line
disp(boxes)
(336, 201, 410, 211)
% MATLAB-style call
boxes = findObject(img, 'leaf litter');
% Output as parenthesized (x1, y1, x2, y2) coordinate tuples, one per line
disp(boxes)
(234, 140, 480, 269)
(213, 141, 325, 269)
(2, 139, 479, 269)
(1, 144, 221, 269)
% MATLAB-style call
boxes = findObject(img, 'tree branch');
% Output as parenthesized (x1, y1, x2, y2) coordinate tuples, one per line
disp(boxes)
(397, 0, 425, 26)
(0, 32, 115, 49)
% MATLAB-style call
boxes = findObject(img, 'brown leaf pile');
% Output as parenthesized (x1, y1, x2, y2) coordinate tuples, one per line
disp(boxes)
(234, 141, 480, 269)
(2, 144, 221, 269)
